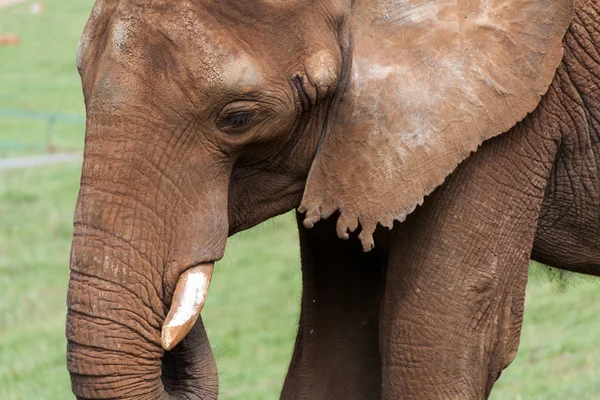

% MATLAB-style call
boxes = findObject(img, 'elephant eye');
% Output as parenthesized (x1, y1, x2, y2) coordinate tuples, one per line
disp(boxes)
(222, 112, 253, 129)
(217, 101, 264, 134)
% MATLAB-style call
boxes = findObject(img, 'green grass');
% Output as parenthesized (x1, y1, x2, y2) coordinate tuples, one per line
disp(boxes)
(490, 273, 600, 400)
(1, 1, 600, 399)
(0, 164, 81, 400)
(0, 0, 88, 156)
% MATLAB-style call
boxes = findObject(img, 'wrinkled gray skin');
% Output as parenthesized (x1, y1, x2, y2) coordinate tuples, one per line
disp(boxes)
(67, 0, 599, 399)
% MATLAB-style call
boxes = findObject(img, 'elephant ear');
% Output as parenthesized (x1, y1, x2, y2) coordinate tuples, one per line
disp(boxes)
(300, 0, 574, 251)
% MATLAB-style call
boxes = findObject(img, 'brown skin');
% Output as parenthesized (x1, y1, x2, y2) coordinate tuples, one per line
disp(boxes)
(68, 0, 599, 399)
(532, 2, 600, 276)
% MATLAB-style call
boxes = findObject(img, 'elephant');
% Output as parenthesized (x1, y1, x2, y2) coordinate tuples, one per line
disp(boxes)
(67, 0, 599, 399)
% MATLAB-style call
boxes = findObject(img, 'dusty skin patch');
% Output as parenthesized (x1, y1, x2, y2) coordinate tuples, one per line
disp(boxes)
(224, 55, 262, 89)
(300, 0, 574, 251)
(305, 49, 339, 97)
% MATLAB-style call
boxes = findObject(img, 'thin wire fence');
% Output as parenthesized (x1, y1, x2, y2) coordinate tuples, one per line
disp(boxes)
(0, 107, 85, 156)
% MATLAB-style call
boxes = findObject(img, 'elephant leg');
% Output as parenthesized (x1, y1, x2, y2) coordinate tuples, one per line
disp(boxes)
(380, 121, 560, 399)
(281, 214, 384, 400)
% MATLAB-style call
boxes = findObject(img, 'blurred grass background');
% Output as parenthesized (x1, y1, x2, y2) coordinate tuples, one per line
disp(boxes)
(0, 1, 599, 399)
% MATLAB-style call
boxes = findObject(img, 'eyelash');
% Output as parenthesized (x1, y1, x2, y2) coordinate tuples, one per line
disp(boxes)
(223, 112, 253, 128)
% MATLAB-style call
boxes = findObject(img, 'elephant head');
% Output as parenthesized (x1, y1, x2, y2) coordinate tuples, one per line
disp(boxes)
(67, 0, 573, 399)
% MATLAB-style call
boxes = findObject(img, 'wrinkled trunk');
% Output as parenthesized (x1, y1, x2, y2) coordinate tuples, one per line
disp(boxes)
(67, 112, 227, 399)
(67, 267, 218, 399)
(67, 222, 219, 400)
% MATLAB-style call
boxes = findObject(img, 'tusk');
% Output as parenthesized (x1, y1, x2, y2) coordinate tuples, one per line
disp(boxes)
(161, 263, 214, 351)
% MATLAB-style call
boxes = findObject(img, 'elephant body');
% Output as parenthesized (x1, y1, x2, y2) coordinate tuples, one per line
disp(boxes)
(284, 7, 600, 396)
(534, 9, 600, 273)
(67, 0, 599, 399)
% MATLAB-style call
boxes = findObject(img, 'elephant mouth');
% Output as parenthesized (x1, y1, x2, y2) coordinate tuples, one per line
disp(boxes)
(162, 263, 215, 351)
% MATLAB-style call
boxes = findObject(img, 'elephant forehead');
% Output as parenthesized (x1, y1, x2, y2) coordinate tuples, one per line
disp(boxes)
(161, 7, 264, 88)
(105, 10, 263, 90)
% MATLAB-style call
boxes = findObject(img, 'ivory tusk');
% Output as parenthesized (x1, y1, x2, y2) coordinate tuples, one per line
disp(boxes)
(161, 263, 214, 351)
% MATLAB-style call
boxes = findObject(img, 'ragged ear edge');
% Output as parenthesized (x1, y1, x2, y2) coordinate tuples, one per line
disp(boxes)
(300, 0, 575, 251)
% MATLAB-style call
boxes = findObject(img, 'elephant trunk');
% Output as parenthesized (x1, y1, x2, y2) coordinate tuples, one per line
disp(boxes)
(67, 233, 219, 400)
(66, 112, 228, 399)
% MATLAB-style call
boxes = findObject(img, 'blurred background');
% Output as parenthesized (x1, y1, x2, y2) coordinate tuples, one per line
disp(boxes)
(0, 1, 599, 399)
